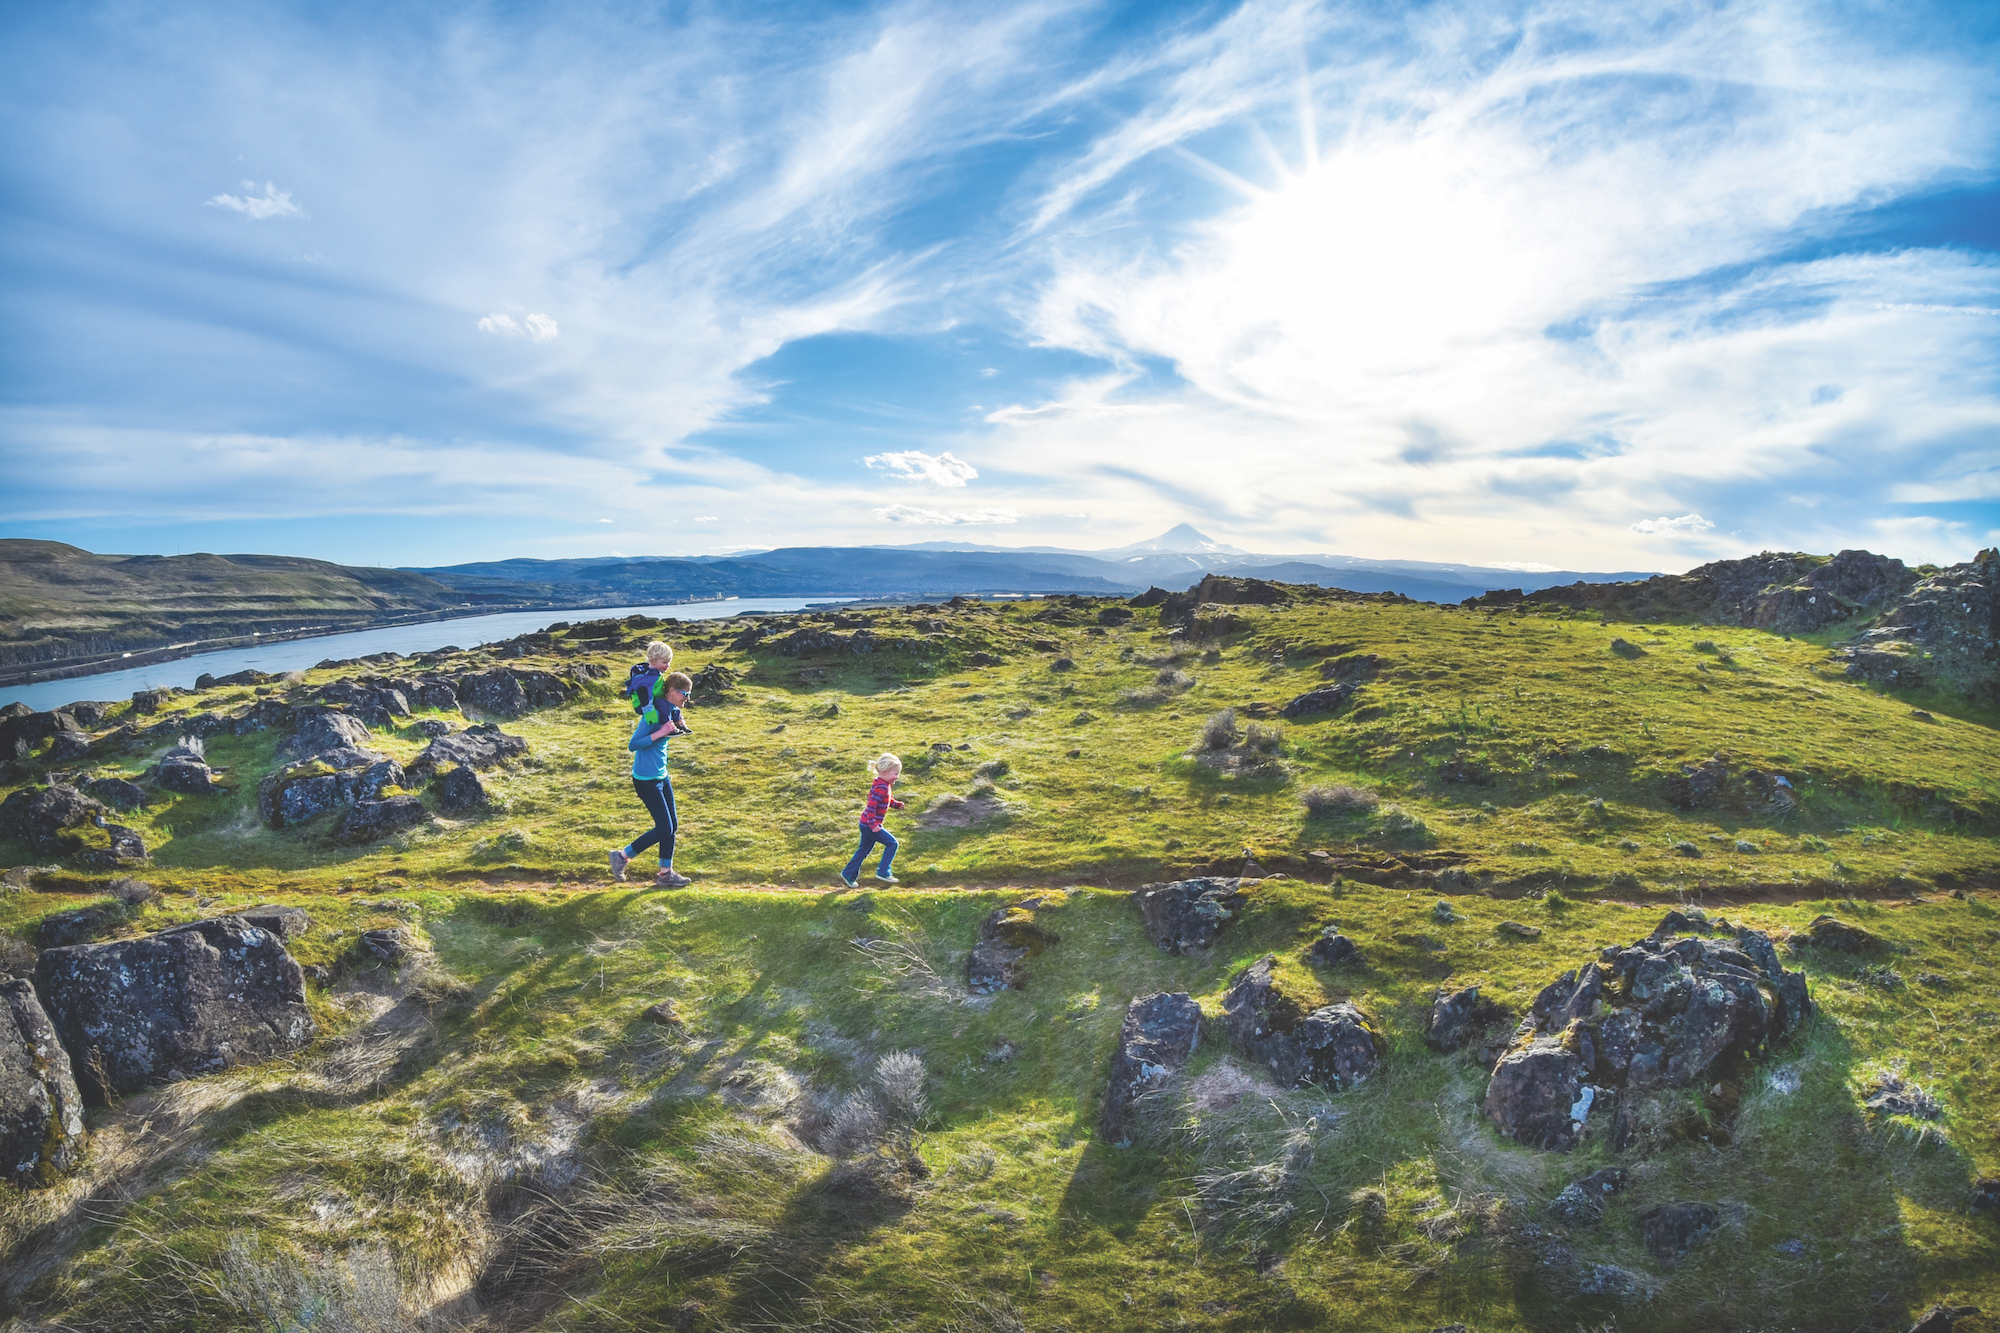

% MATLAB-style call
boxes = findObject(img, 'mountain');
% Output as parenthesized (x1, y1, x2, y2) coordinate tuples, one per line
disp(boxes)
(413, 525, 1660, 607)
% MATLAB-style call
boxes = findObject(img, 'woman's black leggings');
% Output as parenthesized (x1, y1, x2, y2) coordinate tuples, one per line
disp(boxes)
(629, 776, 677, 866)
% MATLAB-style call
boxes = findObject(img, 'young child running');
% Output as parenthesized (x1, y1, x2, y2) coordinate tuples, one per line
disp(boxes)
(840, 752, 905, 888)
(611, 670, 693, 887)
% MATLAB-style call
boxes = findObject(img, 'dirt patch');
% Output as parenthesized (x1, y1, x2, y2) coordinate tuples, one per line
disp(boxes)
(1186, 1059, 1283, 1113)
(917, 793, 1010, 829)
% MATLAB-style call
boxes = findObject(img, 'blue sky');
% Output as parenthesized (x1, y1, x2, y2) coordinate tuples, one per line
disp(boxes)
(1, 0, 1996, 572)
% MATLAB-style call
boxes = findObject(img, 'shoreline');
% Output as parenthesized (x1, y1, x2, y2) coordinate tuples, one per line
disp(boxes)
(0, 599, 650, 690)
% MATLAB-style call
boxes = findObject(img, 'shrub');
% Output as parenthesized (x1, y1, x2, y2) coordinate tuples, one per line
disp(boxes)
(1377, 803, 1431, 840)
(1301, 784, 1378, 817)
(1242, 721, 1283, 753)
(1199, 709, 1240, 751)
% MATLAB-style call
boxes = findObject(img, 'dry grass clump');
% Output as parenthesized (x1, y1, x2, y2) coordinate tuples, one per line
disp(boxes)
(1301, 784, 1379, 818)
(1121, 667, 1196, 707)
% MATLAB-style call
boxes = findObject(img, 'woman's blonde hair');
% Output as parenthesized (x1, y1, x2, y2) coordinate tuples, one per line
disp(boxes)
(646, 640, 674, 664)
(870, 752, 902, 776)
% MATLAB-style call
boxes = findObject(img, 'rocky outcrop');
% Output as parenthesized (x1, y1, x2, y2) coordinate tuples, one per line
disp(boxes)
(1, 979, 86, 1187)
(410, 723, 527, 775)
(1662, 754, 1800, 817)
(1099, 992, 1201, 1146)
(1484, 916, 1811, 1151)
(1135, 877, 1250, 954)
(1157, 575, 1290, 630)
(0, 785, 106, 857)
(1220, 955, 1382, 1091)
(286, 708, 376, 758)
(0, 709, 85, 762)
(34, 916, 315, 1100)
(34, 906, 127, 949)
(334, 796, 426, 844)
(258, 749, 402, 828)
(967, 897, 1060, 994)
(1841, 548, 1997, 703)
(1522, 549, 1912, 631)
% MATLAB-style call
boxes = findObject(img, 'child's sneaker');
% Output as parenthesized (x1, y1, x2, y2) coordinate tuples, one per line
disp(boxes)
(655, 868, 692, 888)
(839, 872, 859, 889)
(874, 872, 899, 884)
(609, 848, 630, 882)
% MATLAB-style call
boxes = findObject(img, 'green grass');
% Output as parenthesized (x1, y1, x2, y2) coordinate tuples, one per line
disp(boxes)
(7, 595, 1994, 892)
(2, 593, 1997, 1330)
(2, 881, 1994, 1330)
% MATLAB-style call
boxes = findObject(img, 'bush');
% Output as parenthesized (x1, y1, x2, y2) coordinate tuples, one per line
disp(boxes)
(1199, 709, 1239, 751)
(1242, 721, 1283, 753)
(1377, 803, 1431, 840)
(1301, 784, 1378, 817)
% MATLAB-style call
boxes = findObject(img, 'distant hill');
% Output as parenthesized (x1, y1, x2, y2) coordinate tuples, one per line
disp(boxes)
(0, 541, 514, 683)
(413, 525, 1660, 607)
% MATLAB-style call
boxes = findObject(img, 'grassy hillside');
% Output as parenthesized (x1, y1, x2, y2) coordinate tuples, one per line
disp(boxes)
(1, 590, 1995, 1331)
(0, 540, 501, 678)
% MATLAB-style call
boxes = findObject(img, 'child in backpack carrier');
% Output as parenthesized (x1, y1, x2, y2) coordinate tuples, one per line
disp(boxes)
(625, 641, 692, 734)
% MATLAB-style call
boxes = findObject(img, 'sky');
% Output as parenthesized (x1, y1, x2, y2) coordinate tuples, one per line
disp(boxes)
(1, 0, 1997, 573)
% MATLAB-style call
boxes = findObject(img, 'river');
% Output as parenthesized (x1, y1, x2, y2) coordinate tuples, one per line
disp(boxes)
(0, 598, 844, 713)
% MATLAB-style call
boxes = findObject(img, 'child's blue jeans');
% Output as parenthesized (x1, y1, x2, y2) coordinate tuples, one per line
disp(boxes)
(843, 822, 897, 880)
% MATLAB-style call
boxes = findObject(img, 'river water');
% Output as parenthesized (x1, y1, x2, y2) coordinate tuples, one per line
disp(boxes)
(0, 598, 841, 713)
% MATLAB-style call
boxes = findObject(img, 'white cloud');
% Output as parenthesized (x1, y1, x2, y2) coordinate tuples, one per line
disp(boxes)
(875, 504, 1021, 525)
(864, 450, 979, 486)
(478, 312, 559, 342)
(692, 515, 719, 522)
(598, 517, 614, 523)
(205, 181, 304, 219)
(1630, 515, 1715, 535)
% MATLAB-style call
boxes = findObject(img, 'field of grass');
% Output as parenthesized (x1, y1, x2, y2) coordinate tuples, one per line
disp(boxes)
(2, 592, 1996, 1331)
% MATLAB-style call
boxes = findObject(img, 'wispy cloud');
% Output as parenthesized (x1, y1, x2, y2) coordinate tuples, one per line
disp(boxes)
(205, 181, 304, 219)
(1630, 514, 1715, 535)
(478, 312, 560, 342)
(874, 503, 1021, 525)
(864, 450, 978, 486)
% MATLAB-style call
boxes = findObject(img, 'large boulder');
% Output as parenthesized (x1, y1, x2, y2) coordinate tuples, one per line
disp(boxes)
(85, 776, 147, 810)
(1134, 877, 1250, 954)
(1485, 1036, 1590, 1150)
(0, 785, 107, 857)
(1425, 984, 1509, 1053)
(258, 751, 401, 828)
(333, 796, 426, 844)
(456, 669, 530, 718)
(286, 708, 375, 758)
(967, 897, 1060, 994)
(34, 916, 315, 1100)
(410, 722, 528, 775)
(1485, 917, 1811, 1150)
(432, 764, 491, 813)
(154, 736, 217, 794)
(1099, 991, 1201, 1147)
(1281, 685, 1353, 718)
(1220, 955, 1382, 1091)
(1, 979, 86, 1187)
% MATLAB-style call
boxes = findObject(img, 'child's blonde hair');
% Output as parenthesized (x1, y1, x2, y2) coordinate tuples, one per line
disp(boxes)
(870, 752, 902, 777)
(646, 640, 674, 665)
